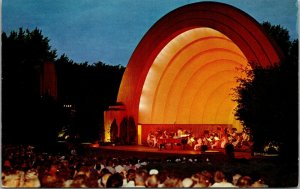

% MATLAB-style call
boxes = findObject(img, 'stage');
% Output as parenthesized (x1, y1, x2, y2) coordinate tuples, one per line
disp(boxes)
(83, 144, 252, 160)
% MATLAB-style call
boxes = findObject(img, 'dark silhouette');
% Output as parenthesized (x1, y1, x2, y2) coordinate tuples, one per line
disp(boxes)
(2, 28, 125, 145)
(110, 119, 118, 143)
(234, 23, 298, 160)
(119, 117, 128, 145)
(128, 116, 137, 145)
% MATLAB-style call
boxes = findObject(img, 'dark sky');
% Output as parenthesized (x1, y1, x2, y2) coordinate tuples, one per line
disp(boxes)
(2, 0, 298, 66)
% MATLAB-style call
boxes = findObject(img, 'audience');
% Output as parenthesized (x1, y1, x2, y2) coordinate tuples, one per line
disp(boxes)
(1, 144, 271, 188)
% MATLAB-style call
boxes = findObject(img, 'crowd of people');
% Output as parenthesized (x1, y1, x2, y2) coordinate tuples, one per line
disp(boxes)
(1, 144, 268, 188)
(147, 127, 253, 152)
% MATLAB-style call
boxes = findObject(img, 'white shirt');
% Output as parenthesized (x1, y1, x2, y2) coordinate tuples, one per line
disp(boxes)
(210, 182, 237, 187)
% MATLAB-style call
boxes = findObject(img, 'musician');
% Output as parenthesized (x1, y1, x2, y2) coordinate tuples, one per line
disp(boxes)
(181, 137, 188, 150)
(211, 133, 220, 149)
(220, 134, 229, 148)
(194, 137, 203, 150)
(232, 133, 242, 147)
(207, 134, 214, 146)
(202, 135, 209, 146)
(177, 128, 183, 137)
(163, 130, 169, 138)
(187, 135, 195, 147)
(241, 130, 250, 143)
(147, 132, 157, 147)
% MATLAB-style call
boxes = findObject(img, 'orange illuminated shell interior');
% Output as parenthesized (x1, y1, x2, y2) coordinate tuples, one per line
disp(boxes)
(139, 28, 251, 132)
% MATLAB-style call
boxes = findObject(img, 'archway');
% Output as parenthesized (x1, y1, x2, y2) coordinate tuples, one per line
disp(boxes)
(104, 2, 282, 143)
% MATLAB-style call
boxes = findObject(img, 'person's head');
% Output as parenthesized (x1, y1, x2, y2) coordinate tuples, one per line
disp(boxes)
(232, 173, 242, 185)
(237, 176, 253, 187)
(126, 168, 136, 182)
(23, 169, 41, 187)
(145, 175, 159, 188)
(100, 173, 112, 187)
(2, 171, 22, 187)
(201, 170, 213, 186)
(99, 168, 111, 177)
(197, 173, 211, 187)
(135, 168, 148, 186)
(251, 177, 268, 188)
(163, 177, 183, 188)
(191, 172, 201, 184)
(157, 169, 168, 185)
(106, 173, 123, 188)
(213, 171, 225, 183)
(71, 174, 87, 188)
(182, 177, 194, 188)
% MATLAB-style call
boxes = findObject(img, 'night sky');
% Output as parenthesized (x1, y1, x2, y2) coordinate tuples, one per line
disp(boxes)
(2, 0, 298, 66)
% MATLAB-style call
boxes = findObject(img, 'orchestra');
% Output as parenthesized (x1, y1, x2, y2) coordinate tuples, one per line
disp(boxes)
(146, 127, 253, 151)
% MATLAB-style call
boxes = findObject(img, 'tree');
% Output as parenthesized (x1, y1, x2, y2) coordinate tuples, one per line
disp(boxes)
(55, 55, 125, 141)
(262, 22, 291, 57)
(2, 27, 125, 144)
(234, 23, 298, 159)
(2, 28, 59, 144)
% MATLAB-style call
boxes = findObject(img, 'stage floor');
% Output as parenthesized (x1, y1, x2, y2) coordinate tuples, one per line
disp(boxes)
(84, 144, 252, 159)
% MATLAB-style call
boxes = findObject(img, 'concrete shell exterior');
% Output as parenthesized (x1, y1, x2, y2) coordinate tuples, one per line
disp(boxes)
(104, 2, 282, 143)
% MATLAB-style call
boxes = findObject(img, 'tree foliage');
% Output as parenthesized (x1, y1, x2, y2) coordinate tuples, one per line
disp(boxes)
(2, 28, 60, 144)
(2, 28, 125, 144)
(55, 55, 125, 141)
(234, 23, 298, 159)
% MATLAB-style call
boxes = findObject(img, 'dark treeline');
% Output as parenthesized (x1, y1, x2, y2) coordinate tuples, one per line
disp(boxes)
(234, 22, 298, 160)
(2, 28, 125, 145)
(55, 55, 125, 142)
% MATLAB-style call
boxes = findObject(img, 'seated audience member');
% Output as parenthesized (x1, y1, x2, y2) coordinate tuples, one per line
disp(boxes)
(200, 170, 213, 187)
(157, 169, 168, 187)
(135, 168, 149, 187)
(106, 173, 123, 188)
(163, 177, 183, 188)
(182, 177, 194, 188)
(145, 175, 159, 188)
(123, 169, 136, 187)
(232, 173, 242, 186)
(70, 174, 87, 188)
(2, 170, 24, 187)
(251, 177, 268, 188)
(210, 170, 236, 187)
(99, 173, 112, 188)
(236, 175, 253, 188)
(22, 169, 41, 187)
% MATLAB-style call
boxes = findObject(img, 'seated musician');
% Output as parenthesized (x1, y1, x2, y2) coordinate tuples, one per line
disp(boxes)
(159, 130, 168, 139)
(187, 134, 195, 148)
(181, 130, 191, 150)
(177, 128, 183, 138)
(232, 133, 242, 147)
(230, 128, 238, 138)
(207, 133, 214, 146)
(194, 137, 203, 150)
(157, 132, 166, 150)
(147, 131, 158, 147)
(202, 135, 209, 146)
(163, 130, 169, 138)
(220, 134, 229, 148)
(211, 133, 220, 149)
(241, 129, 250, 143)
